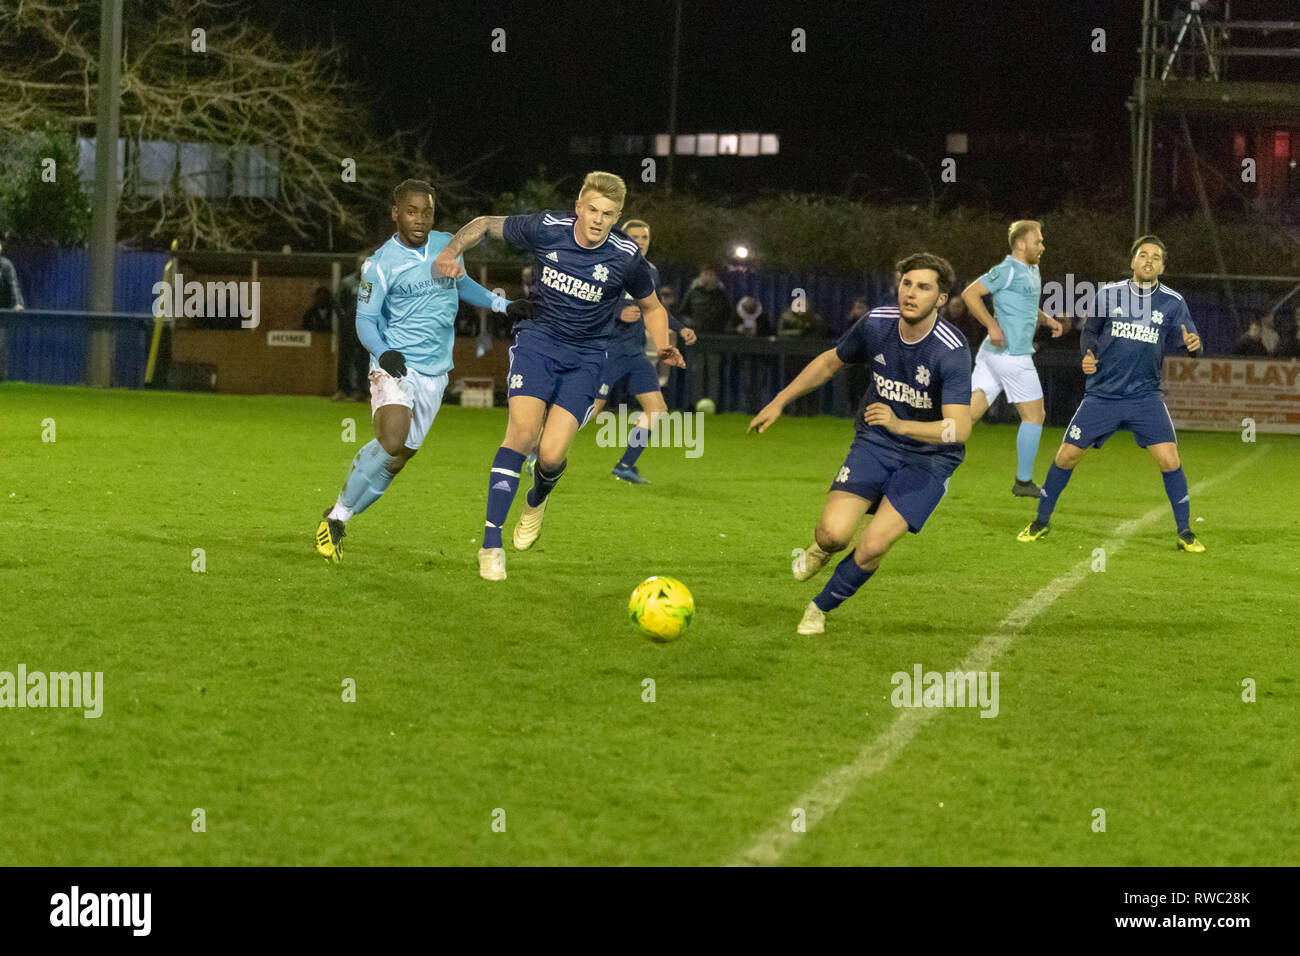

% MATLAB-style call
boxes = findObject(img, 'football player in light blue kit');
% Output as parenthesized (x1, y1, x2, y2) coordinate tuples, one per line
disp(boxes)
(434, 172, 684, 581)
(315, 179, 528, 562)
(961, 220, 1065, 497)
(750, 253, 973, 635)
(1018, 235, 1206, 551)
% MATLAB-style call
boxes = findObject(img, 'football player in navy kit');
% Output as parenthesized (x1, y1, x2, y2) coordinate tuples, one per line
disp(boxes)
(750, 253, 973, 634)
(434, 172, 684, 580)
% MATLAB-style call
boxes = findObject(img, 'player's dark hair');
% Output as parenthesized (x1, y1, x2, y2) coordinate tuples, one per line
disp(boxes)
(1130, 234, 1167, 261)
(895, 252, 956, 292)
(393, 179, 435, 206)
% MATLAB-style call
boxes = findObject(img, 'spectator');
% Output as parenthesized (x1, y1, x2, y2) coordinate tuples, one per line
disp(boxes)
(494, 264, 535, 337)
(1259, 312, 1279, 355)
(1232, 320, 1269, 357)
(0, 242, 25, 310)
(657, 283, 678, 317)
(334, 252, 370, 401)
(844, 295, 870, 334)
(679, 264, 732, 333)
(942, 292, 982, 345)
(778, 301, 826, 338)
(1279, 322, 1300, 360)
(734, 296, 771, 336)
(648, 284, 695, 393)
(301, 287, 336, 333)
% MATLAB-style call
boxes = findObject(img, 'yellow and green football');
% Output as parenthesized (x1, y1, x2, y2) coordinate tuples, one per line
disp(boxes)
(628, 576, 695, 643)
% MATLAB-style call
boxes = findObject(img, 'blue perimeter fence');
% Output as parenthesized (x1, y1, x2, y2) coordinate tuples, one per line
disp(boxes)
(0, 246, 1268, 421)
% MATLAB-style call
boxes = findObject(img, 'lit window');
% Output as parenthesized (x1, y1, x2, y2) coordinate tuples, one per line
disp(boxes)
(760, 133, 779, 155)
(946, 133, 968, 154)
(230, 144, 277, 198)
(718, 134, 739, 155)
(697, 133, 718, 157)
(1275, 130, 1291, 160)
(675, 134, 697, 155)
(739, 133, 760, 157)
(654, 134, 670, 156)
(136, 140, 177, 198)
(1233, 132, 1246, 157)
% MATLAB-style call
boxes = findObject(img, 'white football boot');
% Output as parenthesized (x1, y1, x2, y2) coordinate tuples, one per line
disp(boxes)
(512, 499, 548, 550)
(797, 601, 826, 635)
(478, 547, 506, 581)
(792, 542, 830, 581)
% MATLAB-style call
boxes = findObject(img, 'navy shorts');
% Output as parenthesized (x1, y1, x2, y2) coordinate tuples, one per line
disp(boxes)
(1064, 394, 1177, 450)
(507, 329, 606, 426)
(599, 351, 661, 401)
(829, 439, 954, 534)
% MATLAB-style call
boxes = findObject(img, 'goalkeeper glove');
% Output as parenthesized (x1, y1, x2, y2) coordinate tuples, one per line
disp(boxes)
(378, 350, 407, 378)
(506, 299, 533, 321)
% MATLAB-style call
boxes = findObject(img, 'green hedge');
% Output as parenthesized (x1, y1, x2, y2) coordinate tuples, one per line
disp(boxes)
(462, 180, 1300, 283)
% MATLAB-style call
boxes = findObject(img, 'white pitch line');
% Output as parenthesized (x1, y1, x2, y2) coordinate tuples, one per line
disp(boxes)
(733, 448, 1266, 866)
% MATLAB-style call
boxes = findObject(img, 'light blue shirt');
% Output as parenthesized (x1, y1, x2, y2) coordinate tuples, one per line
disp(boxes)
(356, 231, 504, 376)
(976, 254, 1041, 356)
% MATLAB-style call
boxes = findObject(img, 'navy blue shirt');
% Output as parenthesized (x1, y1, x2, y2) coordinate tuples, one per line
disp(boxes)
(606, 260, 683, 357)
(502, 210, 655, 354)
(1084, 280, 1197, 400)
(835, 306, 972, 470)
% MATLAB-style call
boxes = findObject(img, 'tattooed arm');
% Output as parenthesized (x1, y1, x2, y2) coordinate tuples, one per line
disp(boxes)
(434, 216, 508, 278)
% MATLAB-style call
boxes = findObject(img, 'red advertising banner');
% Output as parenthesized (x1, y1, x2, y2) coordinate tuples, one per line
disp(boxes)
(1163, 357, 1300, 434)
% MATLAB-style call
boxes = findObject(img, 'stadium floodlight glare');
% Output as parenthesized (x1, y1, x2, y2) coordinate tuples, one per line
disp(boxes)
(733, 244, 750, 260)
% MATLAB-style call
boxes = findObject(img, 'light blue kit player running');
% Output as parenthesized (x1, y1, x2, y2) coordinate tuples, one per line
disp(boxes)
(749, 253, 973, 635)
(433, 172, 684, 581)
(1018, 235, 1206, 552)
(315, 179, 528, 563)
(960, 220, 1065, 497)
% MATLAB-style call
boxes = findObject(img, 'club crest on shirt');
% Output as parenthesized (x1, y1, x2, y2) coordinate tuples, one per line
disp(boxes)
(915, 365, 931, 387)
(358, 279, 372, 303)
(1151, 310, 1164, 325)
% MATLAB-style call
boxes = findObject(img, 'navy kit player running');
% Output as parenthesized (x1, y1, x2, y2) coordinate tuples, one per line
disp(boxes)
(433, 172, 685, 580)
(314, 179, 527, 563)
(749, 254, 972, 635)
(592, 218, 696, 484)
(1018, 235, 1206, 551)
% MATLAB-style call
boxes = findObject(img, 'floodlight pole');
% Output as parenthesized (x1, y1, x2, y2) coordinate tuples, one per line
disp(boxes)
(88, 0, 123, 385)
(665, 0, 682, 192)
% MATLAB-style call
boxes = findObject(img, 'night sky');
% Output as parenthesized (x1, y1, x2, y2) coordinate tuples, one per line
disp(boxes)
(265, 0, 1288, 198)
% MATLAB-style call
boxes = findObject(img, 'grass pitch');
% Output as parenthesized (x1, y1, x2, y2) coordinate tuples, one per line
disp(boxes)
(1, 381, 1297, 866)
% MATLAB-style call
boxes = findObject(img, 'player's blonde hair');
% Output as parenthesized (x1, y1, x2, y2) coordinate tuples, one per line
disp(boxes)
(1008, 220, 1042, 251)
(621, 218, 650, 233)
(578, 171, 627, 209)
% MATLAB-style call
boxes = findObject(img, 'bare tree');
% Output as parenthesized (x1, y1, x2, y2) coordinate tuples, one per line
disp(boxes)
(0, 0, 451, 249)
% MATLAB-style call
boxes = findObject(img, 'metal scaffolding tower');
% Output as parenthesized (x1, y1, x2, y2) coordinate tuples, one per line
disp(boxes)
(1131, 1, 1300, 238)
